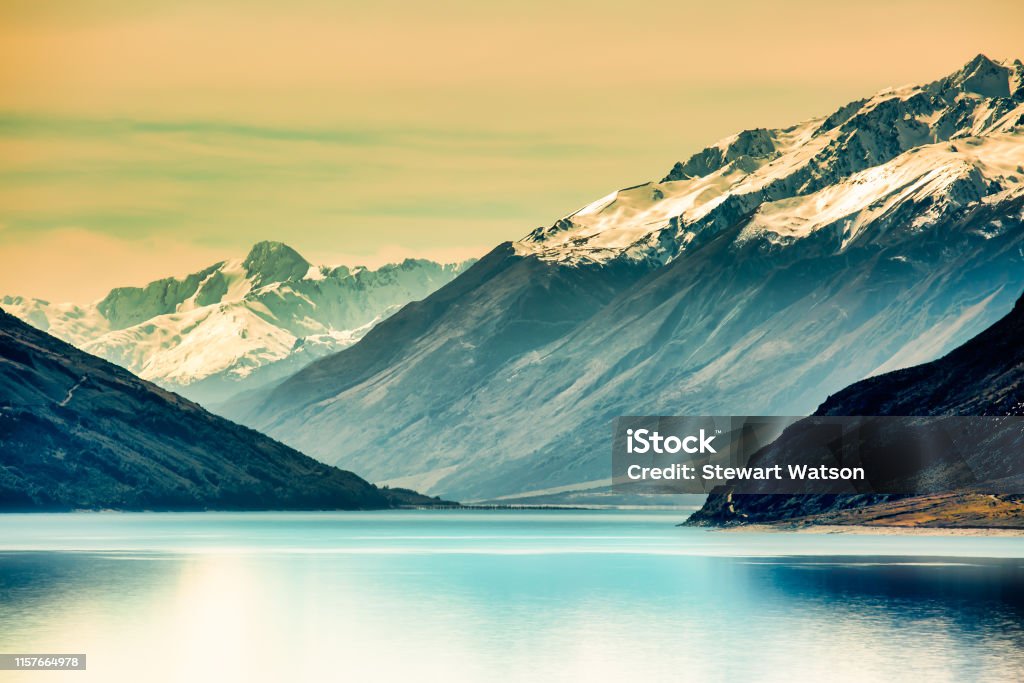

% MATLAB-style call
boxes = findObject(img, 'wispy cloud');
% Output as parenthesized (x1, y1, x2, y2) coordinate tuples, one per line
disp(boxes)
(0, 113, 609, 154)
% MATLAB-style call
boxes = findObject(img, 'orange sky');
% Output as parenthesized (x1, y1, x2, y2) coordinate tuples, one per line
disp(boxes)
(1, 0, 1022, 300)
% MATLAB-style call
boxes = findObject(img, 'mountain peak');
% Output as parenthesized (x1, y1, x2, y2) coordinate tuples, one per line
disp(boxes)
(243, 241, 311, 285)
(964, 53, 999, 70)
(947, 53, 1015, 98)
(662, 127, 777, 181)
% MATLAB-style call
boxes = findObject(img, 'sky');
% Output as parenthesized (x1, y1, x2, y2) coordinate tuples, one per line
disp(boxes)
(1, 0, 1022, 301)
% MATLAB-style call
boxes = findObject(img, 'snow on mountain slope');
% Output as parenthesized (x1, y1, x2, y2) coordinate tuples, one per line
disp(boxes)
(519, 55, 1024, 266)
(0, 296, 110, 347)
(3, 243, 474, 404)
(217, 56, 1024, 500)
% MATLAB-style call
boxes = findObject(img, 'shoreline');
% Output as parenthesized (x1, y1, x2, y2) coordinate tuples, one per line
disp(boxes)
(717, 523, 1024, 537)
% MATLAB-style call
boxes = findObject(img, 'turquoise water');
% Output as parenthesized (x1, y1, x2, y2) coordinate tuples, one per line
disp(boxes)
(0, 510, 1022, 682)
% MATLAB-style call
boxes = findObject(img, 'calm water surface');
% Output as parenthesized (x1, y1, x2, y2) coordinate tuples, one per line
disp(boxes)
(0, 510, 1022, 682)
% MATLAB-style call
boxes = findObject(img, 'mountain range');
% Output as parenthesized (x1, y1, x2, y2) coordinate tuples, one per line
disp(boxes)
(225, 55, 1024, 501)
(0, 307, 446, 510)
(2, 242, 473, 405)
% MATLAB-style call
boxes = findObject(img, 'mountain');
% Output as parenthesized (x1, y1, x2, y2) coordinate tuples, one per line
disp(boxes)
(229, 55, 1024, 501)
(0, 306, 449, 511)
(686, 288, 1024, 529)
(2, 242, 474, 405)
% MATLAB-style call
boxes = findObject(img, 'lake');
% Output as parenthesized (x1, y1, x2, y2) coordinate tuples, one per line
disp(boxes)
(1, 510, 1022, 682)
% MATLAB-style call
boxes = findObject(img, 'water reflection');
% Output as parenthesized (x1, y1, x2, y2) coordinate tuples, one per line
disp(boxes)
(0, 513, 1021, 682)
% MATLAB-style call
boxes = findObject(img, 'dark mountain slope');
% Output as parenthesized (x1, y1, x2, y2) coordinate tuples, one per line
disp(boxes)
(813, 294, 1024, 417)
(0, 307, 400, 511)
(687, 291, 1024, 528)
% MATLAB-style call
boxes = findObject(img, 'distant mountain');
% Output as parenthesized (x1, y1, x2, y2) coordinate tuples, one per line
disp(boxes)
(0, 306, 453, 510)
(230, 55, 1024, 501)
(2, 242, 474, 405)
(687, 288, 1024, 528)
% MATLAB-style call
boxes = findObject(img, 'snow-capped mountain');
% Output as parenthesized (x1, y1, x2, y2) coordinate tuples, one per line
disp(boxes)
(3, 242, 474, 404)
(518, 53, 1024, 267)
(224, 55, 1024, 500)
